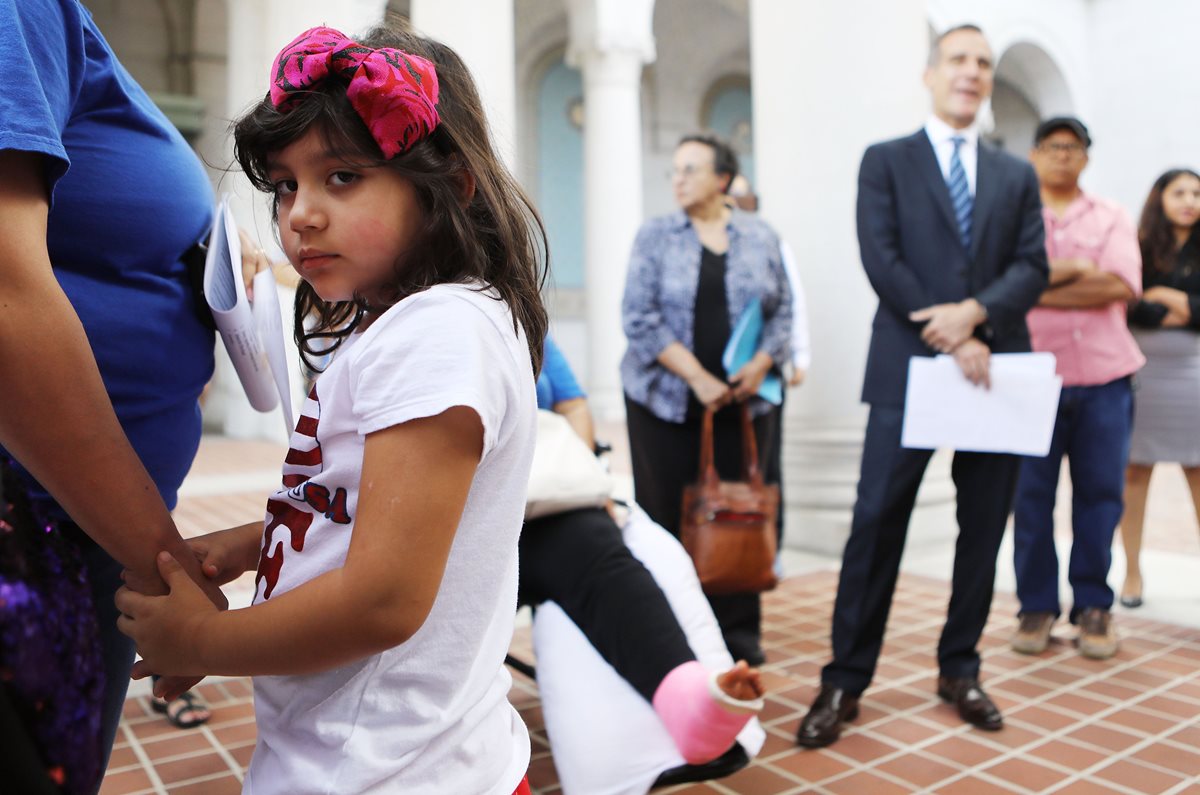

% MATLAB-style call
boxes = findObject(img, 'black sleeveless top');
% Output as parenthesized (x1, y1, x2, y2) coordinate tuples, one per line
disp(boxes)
(688, 246, 731, 418)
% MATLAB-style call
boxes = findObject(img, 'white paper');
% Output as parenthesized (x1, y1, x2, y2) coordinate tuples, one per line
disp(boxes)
(901, 353, 1062, 456)
(204, 194, 294, 435)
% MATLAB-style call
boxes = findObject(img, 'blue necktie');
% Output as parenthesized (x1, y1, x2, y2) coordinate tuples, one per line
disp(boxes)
(947, 136, 972, 251)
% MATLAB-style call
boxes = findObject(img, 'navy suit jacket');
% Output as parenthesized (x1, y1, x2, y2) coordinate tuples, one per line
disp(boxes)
(857, 129, 1048, 406)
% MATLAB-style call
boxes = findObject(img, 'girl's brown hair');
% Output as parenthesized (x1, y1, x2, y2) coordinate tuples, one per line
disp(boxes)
(1138, 168, 1200, 275)
(233, 23, 548, 374)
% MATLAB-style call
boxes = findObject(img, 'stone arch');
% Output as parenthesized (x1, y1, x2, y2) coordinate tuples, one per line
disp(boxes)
(992, 40, 1074, 157)
(699, 74, 754, 183)
(528, 46, 587, 290)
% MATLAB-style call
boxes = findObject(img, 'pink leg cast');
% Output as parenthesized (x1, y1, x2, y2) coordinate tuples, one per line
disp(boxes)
(651, 660, 763, 764)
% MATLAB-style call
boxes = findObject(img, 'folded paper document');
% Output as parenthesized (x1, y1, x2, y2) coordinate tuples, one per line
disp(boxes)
(204, 194, 294, 435)
(901, 353, 1061, 457)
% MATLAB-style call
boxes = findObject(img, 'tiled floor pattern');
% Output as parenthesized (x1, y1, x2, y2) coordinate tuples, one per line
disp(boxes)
(102, 571, 1200, 795)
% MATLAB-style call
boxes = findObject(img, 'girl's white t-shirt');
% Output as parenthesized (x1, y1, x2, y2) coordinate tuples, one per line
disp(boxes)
(242, 283, 536, 795)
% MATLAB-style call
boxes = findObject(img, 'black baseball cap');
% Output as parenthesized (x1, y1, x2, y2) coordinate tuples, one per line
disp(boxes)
(1034, 116, 1092, 148)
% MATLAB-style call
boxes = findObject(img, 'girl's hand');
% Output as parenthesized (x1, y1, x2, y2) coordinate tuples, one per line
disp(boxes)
(188, 523, 263, 585)
(236, 227, 274, 301)
(117, 552, 219, 679)
(729, 352, 773, 402)
(687, 369, 732, 411)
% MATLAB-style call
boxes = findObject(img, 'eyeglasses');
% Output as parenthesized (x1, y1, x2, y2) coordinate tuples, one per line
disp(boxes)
(667, 164, 714, 180)
(1038, 142, 1086, 156)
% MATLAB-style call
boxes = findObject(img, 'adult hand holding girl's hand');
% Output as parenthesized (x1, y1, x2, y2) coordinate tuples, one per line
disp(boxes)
(117, 552, 219, 682)
(120, 539, 234, 698)
(729, 352, 774, 402)
(121, 523, 258, 698)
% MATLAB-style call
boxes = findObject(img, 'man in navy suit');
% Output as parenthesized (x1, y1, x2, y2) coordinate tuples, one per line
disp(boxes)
(796, 24, 1048, 748)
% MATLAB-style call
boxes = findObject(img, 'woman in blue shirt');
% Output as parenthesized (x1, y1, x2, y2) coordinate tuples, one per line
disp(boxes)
(0, 1, 231, 789)
(620, 134, 792, 665)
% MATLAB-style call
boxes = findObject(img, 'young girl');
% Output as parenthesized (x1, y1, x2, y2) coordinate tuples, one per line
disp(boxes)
(116, 24, 547, 795)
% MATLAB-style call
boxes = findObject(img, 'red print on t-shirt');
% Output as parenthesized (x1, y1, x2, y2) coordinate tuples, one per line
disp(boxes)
(255, 384, 353, 600)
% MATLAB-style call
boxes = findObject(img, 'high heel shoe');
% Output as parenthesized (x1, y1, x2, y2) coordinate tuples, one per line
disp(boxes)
(1119, 593, 1143, 609)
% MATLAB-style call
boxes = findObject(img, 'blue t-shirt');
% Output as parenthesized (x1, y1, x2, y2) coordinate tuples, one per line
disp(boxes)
(536, 335, 586, 410)
(0, 0, 215, 511)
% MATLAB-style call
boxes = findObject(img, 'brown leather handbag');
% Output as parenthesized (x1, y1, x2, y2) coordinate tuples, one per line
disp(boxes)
(680, 404, 779, 595)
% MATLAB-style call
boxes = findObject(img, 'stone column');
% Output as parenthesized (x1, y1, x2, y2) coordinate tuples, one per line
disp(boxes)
(411, 0, 517, 168)
(749, 0, 954, 555)
(565, 0, 656, 419)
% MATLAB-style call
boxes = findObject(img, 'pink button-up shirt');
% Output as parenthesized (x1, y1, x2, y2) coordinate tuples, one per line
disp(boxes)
(1026, 192, 1145, 386)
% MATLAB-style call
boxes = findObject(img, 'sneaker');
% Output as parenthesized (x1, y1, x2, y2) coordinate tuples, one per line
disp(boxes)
(1011, 611, 1055, 654)
(1077, 608, 1119, 659)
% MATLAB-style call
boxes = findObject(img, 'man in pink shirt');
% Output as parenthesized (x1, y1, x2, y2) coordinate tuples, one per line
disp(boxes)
(1011, 117, 1145, 660)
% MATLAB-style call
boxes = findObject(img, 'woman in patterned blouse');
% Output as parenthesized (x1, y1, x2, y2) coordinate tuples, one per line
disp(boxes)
(620, 133, 793, 665)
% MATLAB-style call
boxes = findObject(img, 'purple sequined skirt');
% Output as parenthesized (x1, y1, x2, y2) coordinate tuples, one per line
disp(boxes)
(1, 463, 105, 794)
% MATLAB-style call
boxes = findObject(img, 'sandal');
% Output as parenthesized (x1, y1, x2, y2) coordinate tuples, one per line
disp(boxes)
(150, 691, 212, 729)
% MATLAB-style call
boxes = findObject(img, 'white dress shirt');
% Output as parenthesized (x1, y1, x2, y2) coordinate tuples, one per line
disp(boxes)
(778, 240, 811, 371)
(924, 115, 979, 196)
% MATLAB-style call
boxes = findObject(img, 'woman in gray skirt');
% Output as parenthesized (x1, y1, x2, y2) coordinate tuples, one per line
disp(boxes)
(1121, 168, 1200, 607)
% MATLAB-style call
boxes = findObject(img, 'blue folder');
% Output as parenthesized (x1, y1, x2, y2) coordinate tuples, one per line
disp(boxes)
(722, 298, 783, 406)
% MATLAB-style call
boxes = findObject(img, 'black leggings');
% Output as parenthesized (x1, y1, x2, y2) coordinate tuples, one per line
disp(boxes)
(518, 507, 695, 703)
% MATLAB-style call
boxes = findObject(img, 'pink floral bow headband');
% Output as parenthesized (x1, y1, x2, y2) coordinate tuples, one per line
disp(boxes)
(269, 26, 440, 158)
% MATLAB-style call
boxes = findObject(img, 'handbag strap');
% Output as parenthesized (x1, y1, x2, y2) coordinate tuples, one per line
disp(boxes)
(697, 407, 720, 487)
(740, 402, 764, 487)
(697, 404, 764, 487)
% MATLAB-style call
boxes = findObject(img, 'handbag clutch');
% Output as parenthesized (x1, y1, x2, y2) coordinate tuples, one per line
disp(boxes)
(525, 409, 613, 519)
(680, 404, 779, 594)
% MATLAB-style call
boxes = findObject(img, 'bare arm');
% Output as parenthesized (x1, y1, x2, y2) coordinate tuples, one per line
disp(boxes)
(1046, 258, 1095, 287)
(118, 407, 484, 677)
(658, 342, 731, 410)
(553, 397, 595, 450)
(0, 150, 217, 599)
(1039, 271, 1134, 308)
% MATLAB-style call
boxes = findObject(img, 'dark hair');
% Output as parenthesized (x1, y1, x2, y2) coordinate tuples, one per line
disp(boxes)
(233, 23, 548, 374)
(928, 23, 985, 66)
(1138, 168, 1200, 274)
(677, 133, 738, 193)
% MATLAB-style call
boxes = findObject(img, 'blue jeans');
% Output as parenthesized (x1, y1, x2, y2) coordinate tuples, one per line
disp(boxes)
(1013, 376, 1133, 621)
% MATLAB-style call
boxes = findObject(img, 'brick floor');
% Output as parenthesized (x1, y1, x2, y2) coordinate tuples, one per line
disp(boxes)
(101, 571, 1200, 795)
(98, 435, 1200, 794)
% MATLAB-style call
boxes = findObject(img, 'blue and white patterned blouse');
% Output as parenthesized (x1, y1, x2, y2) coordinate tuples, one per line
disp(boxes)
(620, 209, 793, 423)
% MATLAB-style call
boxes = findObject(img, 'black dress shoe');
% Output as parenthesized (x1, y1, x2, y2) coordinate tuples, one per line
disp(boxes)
(796, 684, 860, 748)
(937, 676, 1003, 731)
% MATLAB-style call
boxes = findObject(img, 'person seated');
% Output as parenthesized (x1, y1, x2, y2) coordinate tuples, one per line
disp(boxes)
(518, 335, 764, 764)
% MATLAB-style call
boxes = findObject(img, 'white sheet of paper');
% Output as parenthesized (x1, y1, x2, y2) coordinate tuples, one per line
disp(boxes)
(251, 268, 295, 436)
(205, 193, 294, 434)
(901, 353, 1063, 457)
